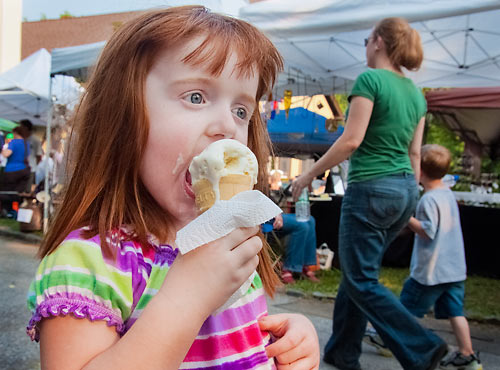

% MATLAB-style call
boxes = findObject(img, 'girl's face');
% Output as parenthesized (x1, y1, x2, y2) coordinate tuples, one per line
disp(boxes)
(140, 39, 259, 230)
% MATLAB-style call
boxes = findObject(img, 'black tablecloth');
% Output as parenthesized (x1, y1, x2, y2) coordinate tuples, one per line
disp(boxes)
(310, 195, 499, 278)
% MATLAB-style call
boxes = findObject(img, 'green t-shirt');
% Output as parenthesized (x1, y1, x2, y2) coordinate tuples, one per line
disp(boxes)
(347, 69, 427, 183)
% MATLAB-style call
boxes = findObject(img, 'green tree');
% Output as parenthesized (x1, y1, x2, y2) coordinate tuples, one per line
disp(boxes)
(424, 114, 465, 173)
(334, 93, 348, 114)
(59, 11, 73, 19)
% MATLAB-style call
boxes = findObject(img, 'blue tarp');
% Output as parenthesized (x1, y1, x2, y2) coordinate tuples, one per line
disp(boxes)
(267, 107, 343, 157)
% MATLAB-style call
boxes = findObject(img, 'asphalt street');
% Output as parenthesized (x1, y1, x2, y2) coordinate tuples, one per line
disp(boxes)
(1, 235, 499, 370)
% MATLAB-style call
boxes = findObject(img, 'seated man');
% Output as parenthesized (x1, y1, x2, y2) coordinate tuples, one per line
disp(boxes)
(269, 170, 319, 284)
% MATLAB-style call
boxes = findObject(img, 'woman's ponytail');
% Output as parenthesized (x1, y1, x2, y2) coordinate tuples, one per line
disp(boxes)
(375, 17, 423, 71)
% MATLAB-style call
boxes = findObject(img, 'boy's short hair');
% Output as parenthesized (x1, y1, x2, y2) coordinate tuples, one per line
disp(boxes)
(421, 144, 451, 179)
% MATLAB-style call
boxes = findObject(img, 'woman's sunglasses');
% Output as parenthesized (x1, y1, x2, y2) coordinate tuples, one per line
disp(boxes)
(364, 37, 371, 47)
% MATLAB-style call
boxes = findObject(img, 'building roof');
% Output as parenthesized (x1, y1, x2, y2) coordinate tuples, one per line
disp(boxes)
(21, 11, 144, 59)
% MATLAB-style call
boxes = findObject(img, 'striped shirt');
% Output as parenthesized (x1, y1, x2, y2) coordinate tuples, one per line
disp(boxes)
(27, 227, 275, 369)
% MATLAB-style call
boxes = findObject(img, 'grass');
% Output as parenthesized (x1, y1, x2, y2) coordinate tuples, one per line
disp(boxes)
(0, 217, 21, 232)
(290, 267, 500, 323)
(0, 217, 44, 237)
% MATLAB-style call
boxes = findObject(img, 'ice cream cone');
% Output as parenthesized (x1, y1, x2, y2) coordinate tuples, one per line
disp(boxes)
(193, 178, 216, 213)
(190, 139, 258, 213)
(219, 174, 253, 200)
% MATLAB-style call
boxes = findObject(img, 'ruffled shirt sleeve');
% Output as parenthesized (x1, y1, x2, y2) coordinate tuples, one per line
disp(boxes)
(26, 232, 134, 341)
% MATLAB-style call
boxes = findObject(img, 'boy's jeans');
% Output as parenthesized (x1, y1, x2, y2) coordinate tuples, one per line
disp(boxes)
(324, 173, 446, 370)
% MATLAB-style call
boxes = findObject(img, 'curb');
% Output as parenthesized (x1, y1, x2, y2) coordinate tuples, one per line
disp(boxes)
(0, 226, 42, 244)
(285, 288, 500, 326)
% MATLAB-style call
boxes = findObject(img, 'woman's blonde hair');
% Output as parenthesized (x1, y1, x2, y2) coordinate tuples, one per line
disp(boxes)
(374, 17, 423, 71)
(39, 6, 283, 295)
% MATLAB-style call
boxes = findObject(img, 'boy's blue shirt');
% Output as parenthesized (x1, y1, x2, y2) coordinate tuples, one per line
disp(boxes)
(410, 187, 467, 286)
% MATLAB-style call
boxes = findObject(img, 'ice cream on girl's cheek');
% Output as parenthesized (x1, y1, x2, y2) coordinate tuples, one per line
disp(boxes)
(172, 153, 185, 175)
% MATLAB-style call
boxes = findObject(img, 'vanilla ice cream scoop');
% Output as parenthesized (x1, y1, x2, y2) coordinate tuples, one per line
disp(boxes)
(189, 139, 258, 212)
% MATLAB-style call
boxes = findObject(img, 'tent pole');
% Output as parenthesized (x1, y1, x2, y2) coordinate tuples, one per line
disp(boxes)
(43, 78, 53, 234)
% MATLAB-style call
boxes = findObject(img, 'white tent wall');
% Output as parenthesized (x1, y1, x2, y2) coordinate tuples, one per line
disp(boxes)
(239, 0, 500, 99)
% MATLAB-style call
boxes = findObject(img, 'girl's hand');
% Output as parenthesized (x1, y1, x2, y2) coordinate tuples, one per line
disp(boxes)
(259, 313, 320, 370)
(161, 226, 262, 318)
(291, 173, 313, 202)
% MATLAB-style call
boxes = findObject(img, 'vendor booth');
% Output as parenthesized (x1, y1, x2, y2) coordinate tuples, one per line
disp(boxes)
(310, 195, 500, 278)
(0, 48, 82, 231)
(267, 107, 343, 157)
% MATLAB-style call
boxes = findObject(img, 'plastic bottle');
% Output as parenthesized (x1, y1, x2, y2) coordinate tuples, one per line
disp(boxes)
(443, 174, 459, 188)
(295, 188, 310, 222)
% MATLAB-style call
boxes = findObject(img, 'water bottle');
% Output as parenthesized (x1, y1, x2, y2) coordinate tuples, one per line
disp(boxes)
(295, 188, 310, 222)
(443, 174, 459, 188)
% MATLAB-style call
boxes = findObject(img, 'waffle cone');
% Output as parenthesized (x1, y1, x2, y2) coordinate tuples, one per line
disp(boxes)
(193, 174, 253, 213)
(193, 178, 216, 213)
(219, 174, 253, 200)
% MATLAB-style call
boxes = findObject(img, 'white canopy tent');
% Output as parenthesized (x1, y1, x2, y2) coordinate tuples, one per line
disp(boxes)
(51, 41, 106, 80)
(0, 48, 83, 126)
(48, 0, 500, 97)
(239, 0, 500, 98)
(0, 48, 51, 126)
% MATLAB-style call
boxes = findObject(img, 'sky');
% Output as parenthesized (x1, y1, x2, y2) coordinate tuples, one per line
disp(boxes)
(22, 0, 246, 21)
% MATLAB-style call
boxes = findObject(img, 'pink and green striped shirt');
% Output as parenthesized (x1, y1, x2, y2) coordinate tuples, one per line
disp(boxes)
(27, 227, 275, 369)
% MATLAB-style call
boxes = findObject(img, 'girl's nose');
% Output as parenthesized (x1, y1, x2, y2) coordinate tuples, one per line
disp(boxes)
(205, 109, 237, 139)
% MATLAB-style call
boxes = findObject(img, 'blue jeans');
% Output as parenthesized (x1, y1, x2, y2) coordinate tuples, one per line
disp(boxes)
(324, 174, 446, 370)
(279, 214, 317, 273)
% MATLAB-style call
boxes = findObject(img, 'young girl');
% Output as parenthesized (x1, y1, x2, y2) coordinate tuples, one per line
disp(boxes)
(26, 6, 319, 370)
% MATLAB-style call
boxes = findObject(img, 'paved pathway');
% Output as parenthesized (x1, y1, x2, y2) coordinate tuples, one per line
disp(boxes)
(1, 235, 499, 370)
(0, 236, 40, 370)
(268, 290, 500, 369)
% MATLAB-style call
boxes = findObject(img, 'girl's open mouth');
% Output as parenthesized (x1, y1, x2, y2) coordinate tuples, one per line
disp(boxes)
(184, 170, 195, 198)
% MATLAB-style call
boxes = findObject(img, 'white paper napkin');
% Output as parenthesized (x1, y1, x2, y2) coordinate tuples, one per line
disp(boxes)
(175, 190, 282, 314)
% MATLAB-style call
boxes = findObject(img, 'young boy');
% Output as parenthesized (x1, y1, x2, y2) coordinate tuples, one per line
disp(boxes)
(365, 144, 482, 370)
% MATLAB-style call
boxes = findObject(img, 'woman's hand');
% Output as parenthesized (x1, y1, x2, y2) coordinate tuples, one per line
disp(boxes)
(259, 313, 320, 370)
(161, 226, 262, 318)
(291, 173, 313, 202)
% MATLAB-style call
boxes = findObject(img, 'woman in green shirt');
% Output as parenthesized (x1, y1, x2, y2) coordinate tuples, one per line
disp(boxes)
(292, 17, 448, 370)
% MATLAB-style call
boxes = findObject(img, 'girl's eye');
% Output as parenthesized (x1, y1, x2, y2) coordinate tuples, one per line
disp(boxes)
(235, 107, 247, 120)
(190, 92, 203, 104)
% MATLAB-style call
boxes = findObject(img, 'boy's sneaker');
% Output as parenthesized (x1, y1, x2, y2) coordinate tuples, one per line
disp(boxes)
(440, 351, 482, 370)
(362, 327, 392, 357)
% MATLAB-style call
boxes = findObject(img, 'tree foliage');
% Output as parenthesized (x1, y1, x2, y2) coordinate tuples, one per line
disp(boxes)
(424, 113, 465, 173)
(59, 11, 74, 19)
